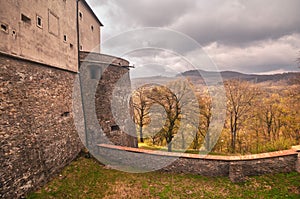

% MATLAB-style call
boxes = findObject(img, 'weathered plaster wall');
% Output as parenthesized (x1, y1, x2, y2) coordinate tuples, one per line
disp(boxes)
(0, 53, 83, 198)
(98, 144, 299, 182)
(0, 0, 78, 72)
(78, 1, 101, 53)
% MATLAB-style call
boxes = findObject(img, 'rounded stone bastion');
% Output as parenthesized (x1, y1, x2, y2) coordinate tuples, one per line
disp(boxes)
(78, 52, 138, 153)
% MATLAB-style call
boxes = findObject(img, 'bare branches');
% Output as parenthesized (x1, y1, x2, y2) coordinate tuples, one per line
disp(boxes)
(225, 79, 259, 153)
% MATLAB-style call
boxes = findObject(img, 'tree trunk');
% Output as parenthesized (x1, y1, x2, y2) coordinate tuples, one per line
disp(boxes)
(205, 131, 210, 152)
(151, 136, 155, 145)
(167, 142, 172, 152)
(295, 130, 300, 144)
(256, 130, 259, 153)
(181, 132, 185, 149)
(231, 131, 236, 153)
(139, 124, 144, 143)
(230, 113, 237, 153)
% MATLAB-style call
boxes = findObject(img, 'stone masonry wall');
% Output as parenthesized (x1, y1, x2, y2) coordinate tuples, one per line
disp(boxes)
(0, 53, 83, 198)
(79, 52, 138, 154)
(98, 144, 299, 182)
(95, 64, 138, 147)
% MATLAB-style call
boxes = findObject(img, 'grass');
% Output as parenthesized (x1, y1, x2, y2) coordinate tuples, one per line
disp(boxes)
(27, 156, 300, 199)
(138, 142, 228, 156)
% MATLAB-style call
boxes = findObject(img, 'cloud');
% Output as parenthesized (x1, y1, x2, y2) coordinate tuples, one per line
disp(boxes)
(115, 0, 197, 27)
(202, 33, 300, 73)
(124, 48, 196, 78)
(86, 0, 300, 74)
(171, 0, 300, 46)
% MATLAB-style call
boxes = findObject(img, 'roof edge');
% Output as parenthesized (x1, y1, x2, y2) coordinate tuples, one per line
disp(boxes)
(79, 0, 103, 26)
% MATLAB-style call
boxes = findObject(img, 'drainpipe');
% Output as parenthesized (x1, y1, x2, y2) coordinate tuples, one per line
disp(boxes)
(76, 0, 89, 150)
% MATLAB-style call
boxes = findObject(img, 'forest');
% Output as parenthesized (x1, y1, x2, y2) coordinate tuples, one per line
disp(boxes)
(132, 76, 300, 154)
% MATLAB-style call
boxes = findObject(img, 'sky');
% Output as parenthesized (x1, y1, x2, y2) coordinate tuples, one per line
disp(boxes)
(86, 0, 300, 77)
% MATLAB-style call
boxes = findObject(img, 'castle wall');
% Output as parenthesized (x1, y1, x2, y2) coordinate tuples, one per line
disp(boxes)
(0, 0, 78, 72)
(0, 53, 83, 198)
(78, 52, 138, 152)
(78, 1, 101, 53)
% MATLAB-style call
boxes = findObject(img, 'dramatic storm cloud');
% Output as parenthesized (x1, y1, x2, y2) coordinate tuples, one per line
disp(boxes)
(87, 0, 300, 76)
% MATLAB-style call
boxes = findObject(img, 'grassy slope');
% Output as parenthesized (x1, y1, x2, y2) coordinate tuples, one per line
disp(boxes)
(28, 156, 300, 199)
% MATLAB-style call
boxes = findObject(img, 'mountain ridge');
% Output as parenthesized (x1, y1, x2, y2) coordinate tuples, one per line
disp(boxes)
(132, 70, 300, 85)
(178, 69, 300, 83)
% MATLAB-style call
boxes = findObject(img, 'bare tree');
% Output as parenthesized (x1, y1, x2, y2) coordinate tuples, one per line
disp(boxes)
(199, 95, 212, 151)
(146, 81, 191, 152)
(260, 98, 275, 141)
(132, 88, 151, 143)
(225, 79, 259, 153)
(189, 94, 212, 151)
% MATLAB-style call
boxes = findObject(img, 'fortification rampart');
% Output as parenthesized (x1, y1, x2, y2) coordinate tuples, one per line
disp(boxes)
(0, 53, 83, 198)
(98, 144, 300, 182)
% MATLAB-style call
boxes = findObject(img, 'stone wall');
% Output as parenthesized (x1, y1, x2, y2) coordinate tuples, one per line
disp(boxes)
(0, 53, 83, 198)
(80, 51, 130, 66)
(98, 144, 299, 182)
(78, 52, 138, 153)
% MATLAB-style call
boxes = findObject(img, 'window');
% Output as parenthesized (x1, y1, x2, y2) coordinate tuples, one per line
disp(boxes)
(36, 15, 42, 28)
(21, 14, 31, 24)
(1, 23, 8, 33)
(91, 25, 94, 32)
(79, 12, 82, 20)
(70, 43, 73, 49)
(63, 34, 67, 42)
(80, 45, 83, 50)
(61, 112, 70, 117)
(12, 30, 17, 39)
(89, 65, 102, 80)
(111, 125, 120, 131)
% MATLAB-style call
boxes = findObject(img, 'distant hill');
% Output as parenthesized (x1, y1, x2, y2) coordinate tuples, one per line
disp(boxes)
(131, 70, 300, 87)
(179, 70, 300, 84)
(131, 76, 177, 89)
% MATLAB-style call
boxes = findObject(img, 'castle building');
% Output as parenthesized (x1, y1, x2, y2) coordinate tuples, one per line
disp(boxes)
(0, 0, 103, 71)
(0, 1, 137, 198)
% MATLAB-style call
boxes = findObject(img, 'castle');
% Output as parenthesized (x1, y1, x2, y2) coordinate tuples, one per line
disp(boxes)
(0, 0, 137, 198)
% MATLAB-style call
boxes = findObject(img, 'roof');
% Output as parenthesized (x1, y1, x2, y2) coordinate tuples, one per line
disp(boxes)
(80, 0, 104, 26)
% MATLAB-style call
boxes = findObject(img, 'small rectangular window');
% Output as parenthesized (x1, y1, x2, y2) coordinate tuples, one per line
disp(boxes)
(91, 25, 94, 32)
(111, 125, 120, 131)
(12, 30, 17, 39)
(79, 12, 82, 20)
(36, 15, 42, 28)
(1, 23, 8, 33)
(63, 34, 67, 42)
(21, 14, 31, 24)
(89, 65, 102, 80)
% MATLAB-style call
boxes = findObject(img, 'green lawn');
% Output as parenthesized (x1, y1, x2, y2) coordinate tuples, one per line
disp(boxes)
(28, 156, 300, 199)
(138, 143, 227, 155)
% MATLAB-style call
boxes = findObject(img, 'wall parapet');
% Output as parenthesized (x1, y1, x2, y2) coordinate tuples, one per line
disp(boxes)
(80, 51, 130, 67)
(97, 144, 299, 182)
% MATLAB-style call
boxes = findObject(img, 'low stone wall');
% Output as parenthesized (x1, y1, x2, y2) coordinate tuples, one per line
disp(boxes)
(97, 144, 299, 182)
(0, 53, 83, 198)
